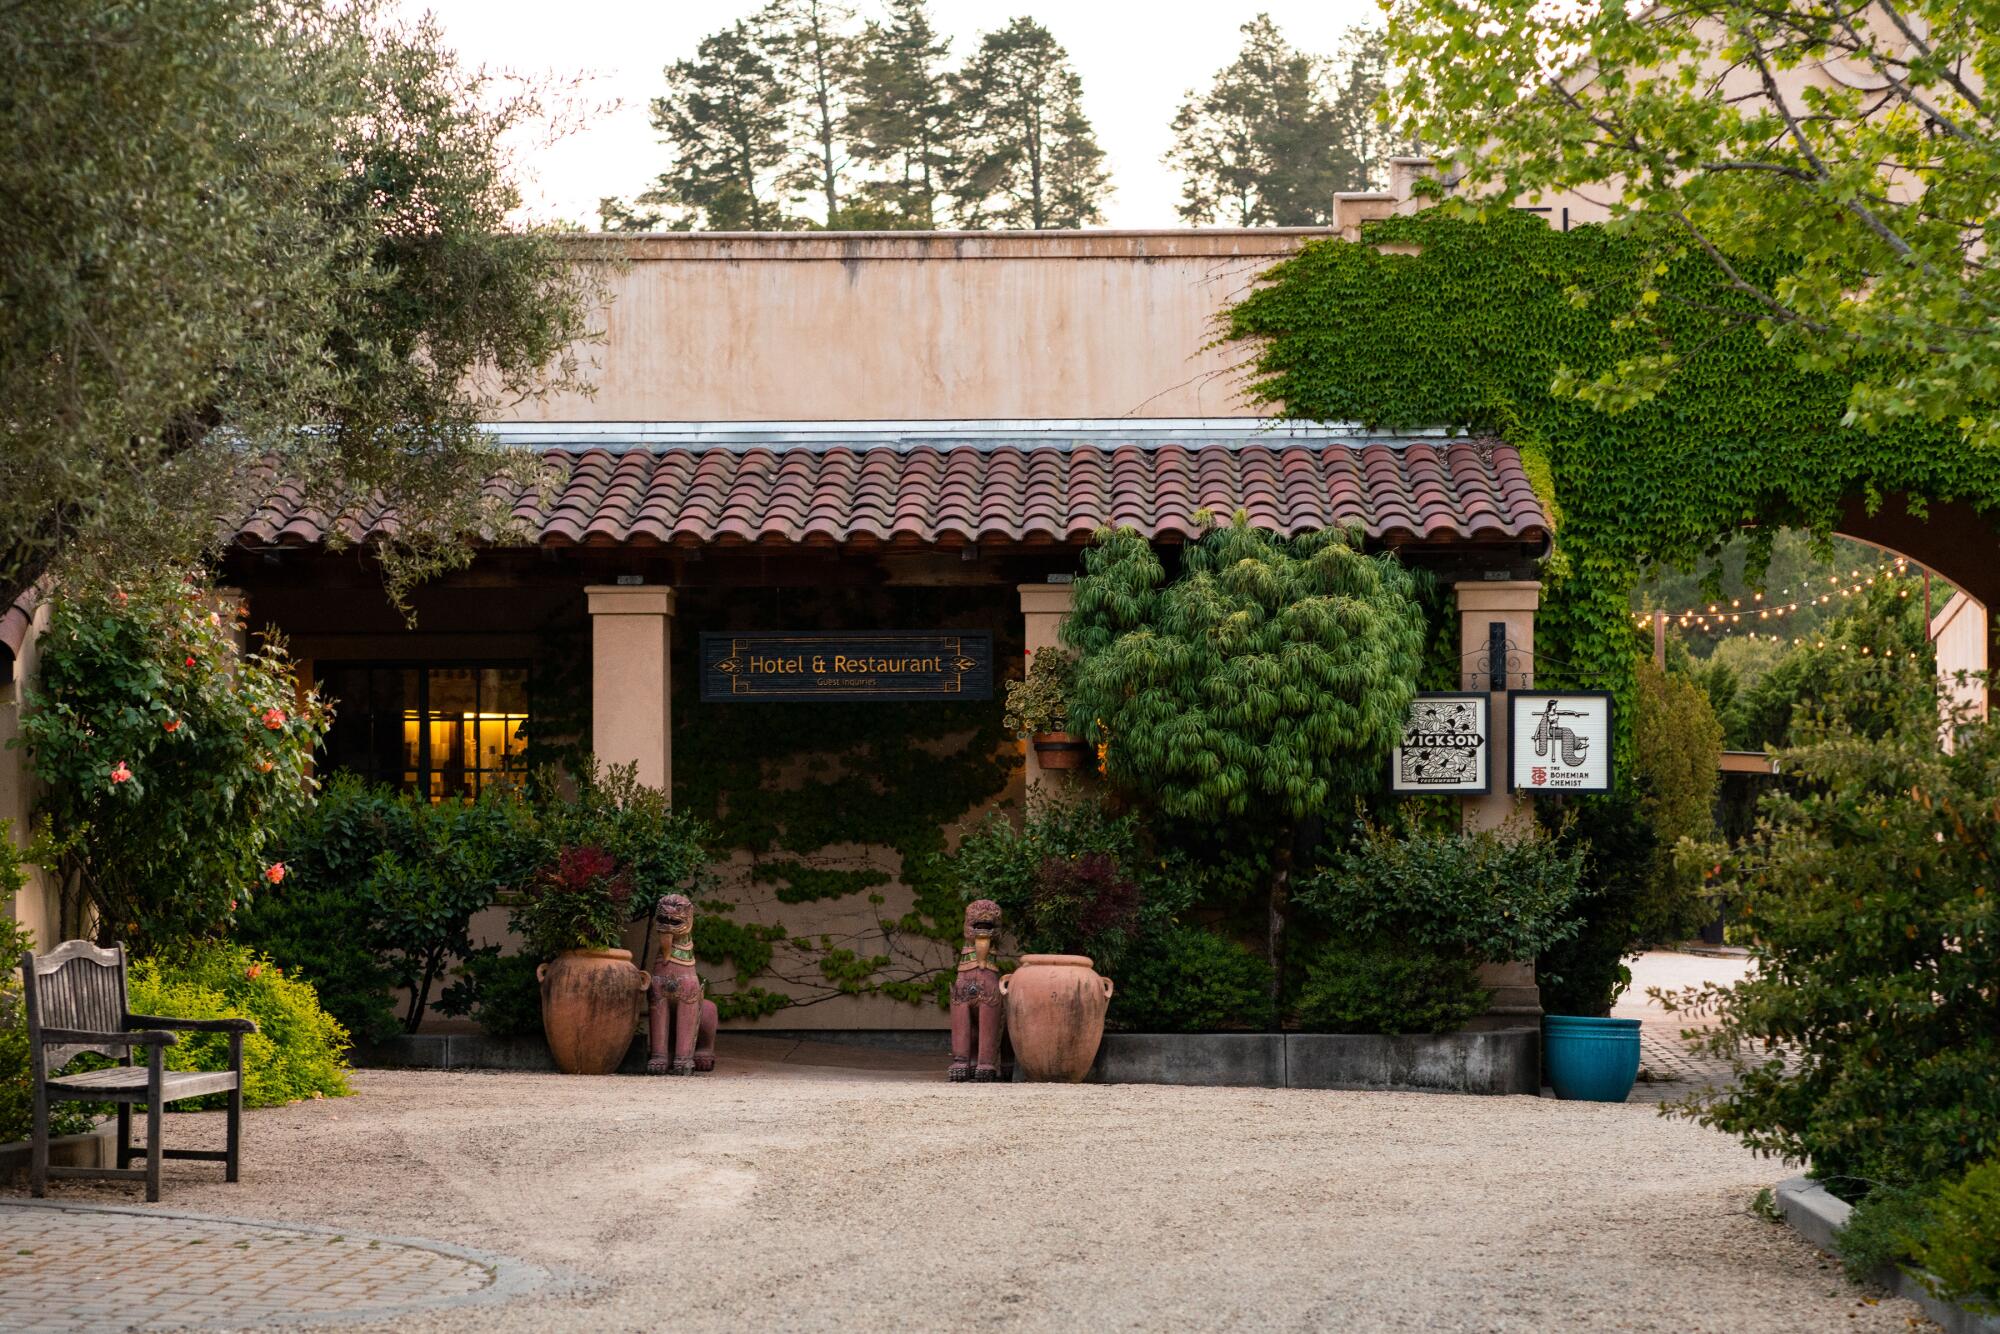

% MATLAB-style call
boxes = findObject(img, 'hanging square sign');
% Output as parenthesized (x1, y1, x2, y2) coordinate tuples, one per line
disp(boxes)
(1508, 692, 1614, 793)
(1390, 692, 1491, 795)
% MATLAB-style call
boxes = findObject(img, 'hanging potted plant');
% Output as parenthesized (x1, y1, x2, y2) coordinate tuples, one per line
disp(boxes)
(1006, 647, 1088, 771)
(513, 845, 649, 1075)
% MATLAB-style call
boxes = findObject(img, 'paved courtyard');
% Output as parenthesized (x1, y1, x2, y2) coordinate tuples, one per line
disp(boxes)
(1, 1034, 1931, 1332)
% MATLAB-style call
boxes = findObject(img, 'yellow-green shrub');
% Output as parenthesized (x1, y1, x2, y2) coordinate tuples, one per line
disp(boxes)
(128, 944, 352, 1108)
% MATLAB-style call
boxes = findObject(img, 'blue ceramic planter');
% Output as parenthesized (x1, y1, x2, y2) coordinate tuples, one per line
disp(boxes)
(1542, 1015, 1641, 1102)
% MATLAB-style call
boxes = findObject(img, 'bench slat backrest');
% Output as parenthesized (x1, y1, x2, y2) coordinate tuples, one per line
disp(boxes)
(20, 940, 129, 1075)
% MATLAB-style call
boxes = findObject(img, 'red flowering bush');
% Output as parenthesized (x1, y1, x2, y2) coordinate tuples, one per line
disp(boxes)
(511, 844, 635, 958)
(18, 578, 328, 950)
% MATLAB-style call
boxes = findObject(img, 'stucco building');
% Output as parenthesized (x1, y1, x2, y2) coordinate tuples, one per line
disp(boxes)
(4, 207, 1560, 1030)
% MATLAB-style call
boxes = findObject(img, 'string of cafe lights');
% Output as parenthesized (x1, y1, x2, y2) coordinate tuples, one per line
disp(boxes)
(1628, 554, 1934, 660)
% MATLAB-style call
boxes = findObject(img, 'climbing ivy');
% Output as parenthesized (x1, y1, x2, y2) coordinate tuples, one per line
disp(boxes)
(1225, 209, 2000, 753)
(671, 587, 1021, 1017)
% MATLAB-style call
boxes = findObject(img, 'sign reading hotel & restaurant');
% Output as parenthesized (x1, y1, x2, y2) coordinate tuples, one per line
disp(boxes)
(1390, 692, 1491, 794)
(1507, 691, 1614, 793)
(699, 631, 994, 702)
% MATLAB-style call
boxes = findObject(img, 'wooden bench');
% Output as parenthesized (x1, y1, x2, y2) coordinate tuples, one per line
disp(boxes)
(21, 940, 256, 1202)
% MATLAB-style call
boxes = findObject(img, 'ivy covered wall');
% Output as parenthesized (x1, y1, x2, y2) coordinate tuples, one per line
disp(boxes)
(670, 585, 1024, 1025)
(1226, 209, 2000, 753)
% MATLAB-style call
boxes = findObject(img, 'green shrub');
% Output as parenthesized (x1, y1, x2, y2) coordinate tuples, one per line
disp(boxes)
(19, 579, 328, 952)
(1298, 819, 1587, 964)
(947, 789, 1196, 973)
(127, 943, 351, 1108)
(1663, 707, 2000, 1188)
(1834, 1184, 1935, 1283)
(1908, 1159, 2000, 1313)
(1293, 937, 1490, 1034)
(437, 948, 543, 1039)
(1110, 926, 1274, 1032)
(1632, 658, 1723, 941)
(0, 912, 96, 1143)
(509, 760, 709, 957)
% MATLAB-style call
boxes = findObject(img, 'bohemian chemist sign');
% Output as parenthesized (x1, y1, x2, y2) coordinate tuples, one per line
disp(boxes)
(1390, 692, 1492, 794)
(699, 631, 994, 702)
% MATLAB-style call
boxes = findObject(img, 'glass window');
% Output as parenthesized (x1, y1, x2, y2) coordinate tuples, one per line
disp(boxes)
(317, 663, 529, 799)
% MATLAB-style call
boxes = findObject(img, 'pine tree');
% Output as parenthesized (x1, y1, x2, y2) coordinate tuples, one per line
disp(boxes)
(847, 0, 956, 228)
(950, 17, 1109, 230)
(642, 21, 794, 230)
(1164, 16, 1385, 227)
(759, 0, 858, 226)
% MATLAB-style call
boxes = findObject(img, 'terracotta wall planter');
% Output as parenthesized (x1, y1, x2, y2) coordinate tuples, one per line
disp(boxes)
(1030, 733, 1090, 771)
(1002, 954, 1113, 1081)
(538, 948, 648, 1075)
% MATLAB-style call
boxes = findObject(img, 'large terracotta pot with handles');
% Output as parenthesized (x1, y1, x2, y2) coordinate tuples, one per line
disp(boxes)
(1001, 954, 1114, 1082)
(538, 948, 648, 1075)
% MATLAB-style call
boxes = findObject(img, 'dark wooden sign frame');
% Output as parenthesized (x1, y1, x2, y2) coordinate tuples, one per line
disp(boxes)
(698, 630, 995, 702)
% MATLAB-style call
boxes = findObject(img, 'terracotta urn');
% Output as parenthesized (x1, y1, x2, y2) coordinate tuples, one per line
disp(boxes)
(1030, 732, 1090, 771)
(1001, 954, 1114, 1081)
(538, 948, 648, 1075)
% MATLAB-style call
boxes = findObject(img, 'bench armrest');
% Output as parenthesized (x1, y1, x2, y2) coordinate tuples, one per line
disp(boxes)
(42, 1027, 177, 1049)
(126, 1014, 258, 1035)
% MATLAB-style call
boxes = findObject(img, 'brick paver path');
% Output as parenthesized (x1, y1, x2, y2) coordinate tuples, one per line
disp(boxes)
(0, 1202, 519, 1331)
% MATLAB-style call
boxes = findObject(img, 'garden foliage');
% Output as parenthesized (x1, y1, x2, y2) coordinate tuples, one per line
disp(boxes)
(1534, 795, 1656, 1017)
(1663, 707, 2000, 1192)
(1293, 938, 1487, 1035)
(1065, 516, 1426, 982)
(1630, 659, 1723, 942)
(20, 582, 327, 953)
(1111, 925, 1275, 1033)
(127, 944, 352, 1108)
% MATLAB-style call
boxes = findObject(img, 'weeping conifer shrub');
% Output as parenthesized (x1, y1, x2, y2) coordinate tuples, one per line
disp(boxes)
(1064, 515, 1427, 991)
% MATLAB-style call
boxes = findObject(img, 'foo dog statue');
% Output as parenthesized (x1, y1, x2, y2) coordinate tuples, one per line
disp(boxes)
(949, 899, 1004, 1082)
(645, 894, 718, 1076)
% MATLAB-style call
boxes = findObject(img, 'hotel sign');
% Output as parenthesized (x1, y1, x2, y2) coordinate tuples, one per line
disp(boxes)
(699, 631, 994, 702)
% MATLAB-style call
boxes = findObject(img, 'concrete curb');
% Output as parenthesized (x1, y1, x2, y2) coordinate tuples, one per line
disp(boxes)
(1774, 1176, 2000, 1334)
(0, 1197, 590, 1329)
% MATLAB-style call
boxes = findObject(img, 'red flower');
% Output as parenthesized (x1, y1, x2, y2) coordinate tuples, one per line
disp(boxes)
(264, 862, 286, 885)
(255, 759, 274, 773)
(261, 707, 286, 730)
(112, 590, 129, 606)
(109, 762, 132, 785)
(245, 964, 262, 980)
(184, 655, 197, 668)
(163, 718, 180, 733)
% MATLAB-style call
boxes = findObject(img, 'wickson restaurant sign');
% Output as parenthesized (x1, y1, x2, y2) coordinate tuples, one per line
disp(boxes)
(699, 631, 995, 702)
(1390, 692, 1491, 794)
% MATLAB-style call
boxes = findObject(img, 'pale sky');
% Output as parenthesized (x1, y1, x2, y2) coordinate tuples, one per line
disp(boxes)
(396, 0, 1385, 229)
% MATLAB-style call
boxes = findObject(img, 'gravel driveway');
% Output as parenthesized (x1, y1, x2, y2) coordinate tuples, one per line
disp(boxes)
(6, 1050, 1928, 1333)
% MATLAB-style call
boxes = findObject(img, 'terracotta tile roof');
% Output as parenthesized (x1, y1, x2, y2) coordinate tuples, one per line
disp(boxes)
(235, 439, 1548, 551)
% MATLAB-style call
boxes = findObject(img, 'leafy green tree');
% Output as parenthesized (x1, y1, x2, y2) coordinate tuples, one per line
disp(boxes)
(644, 20, 797, 230)
(1, 0, 596, 612)
(1165, 16, 1385, 226)
(19, 580, 329, 952)
(1663, 696, 2000, 1191)
(760, 0, 860, 225)
(950, 17, 1110, 229)
(849, 0, 958, 227)
(1386, 0, 2000, 444)
(1731, 575, 1937, 750)
(1631, 659, 1723, 940)
(1064, 517, 1426, 987)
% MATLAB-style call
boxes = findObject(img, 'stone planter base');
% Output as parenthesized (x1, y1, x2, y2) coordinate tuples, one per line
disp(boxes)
(1073, 1030, 1538, 1095)
(0, 1124, 112, 1186)
(358, 1028, 1539, 1095)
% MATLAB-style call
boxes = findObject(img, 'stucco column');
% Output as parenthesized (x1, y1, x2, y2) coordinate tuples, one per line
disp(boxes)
(1018, 583, 1075, 792)
(1453, 580, 1543, 1025)
(586, 586, 675, 792)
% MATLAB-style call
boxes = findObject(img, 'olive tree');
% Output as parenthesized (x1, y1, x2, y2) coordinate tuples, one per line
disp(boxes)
(1064, 516, 1427, 987)
(1, 0, 598, 611)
